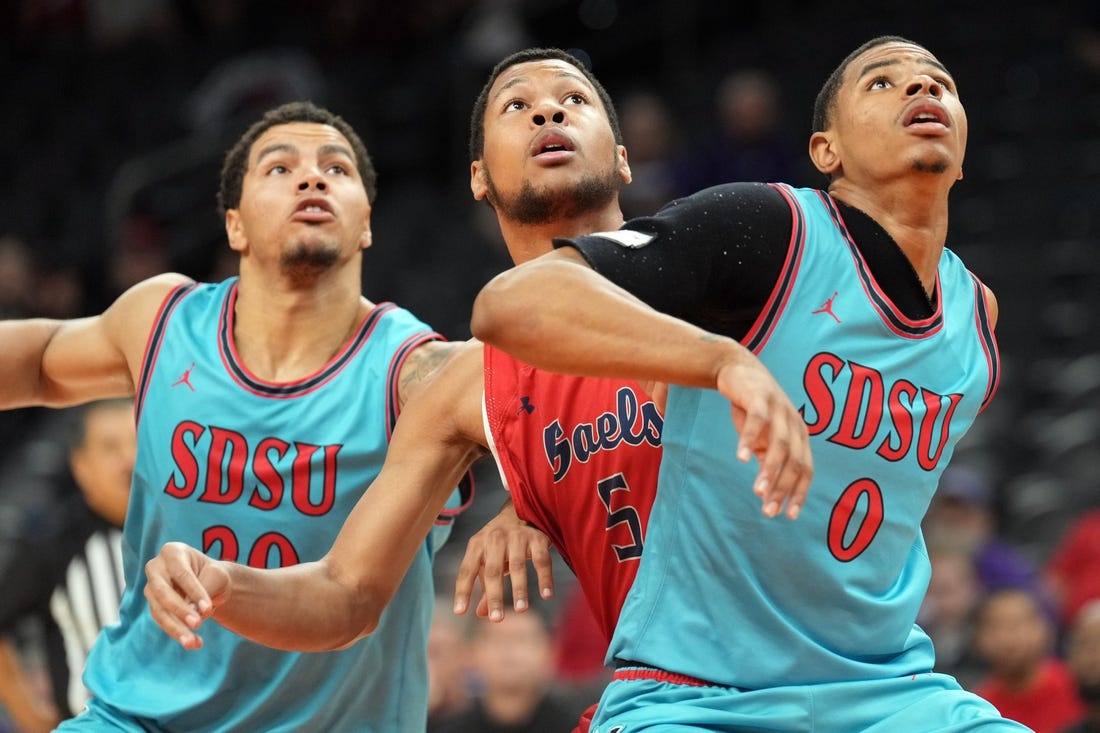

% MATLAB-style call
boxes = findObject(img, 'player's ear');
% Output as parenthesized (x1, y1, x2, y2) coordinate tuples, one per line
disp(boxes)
(470, 160, 488, 202)
(616, 144, 632, 184)
(359, 205, 373, 251)
(225, 209, 247, 253)
(809, 130, 840, 176)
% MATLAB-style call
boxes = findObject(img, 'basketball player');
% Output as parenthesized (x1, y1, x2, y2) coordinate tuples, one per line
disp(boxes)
(470, 36, 1032, 730)
(142, 50, 810, 733)
(0, 102, 463, 731)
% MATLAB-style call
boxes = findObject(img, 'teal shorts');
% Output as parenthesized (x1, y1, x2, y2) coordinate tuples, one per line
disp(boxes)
(591, 669, 1033, 732)
(56, 696, 156, 732)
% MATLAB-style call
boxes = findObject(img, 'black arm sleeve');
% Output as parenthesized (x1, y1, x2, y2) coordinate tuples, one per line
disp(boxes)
(554, 182, 793, 342)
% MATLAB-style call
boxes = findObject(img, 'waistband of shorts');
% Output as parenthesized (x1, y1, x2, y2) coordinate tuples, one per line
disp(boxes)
(612, 659, 728, 688)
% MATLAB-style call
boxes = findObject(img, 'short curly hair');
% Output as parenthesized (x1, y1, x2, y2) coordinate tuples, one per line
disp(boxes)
(217, 101, 376, 217)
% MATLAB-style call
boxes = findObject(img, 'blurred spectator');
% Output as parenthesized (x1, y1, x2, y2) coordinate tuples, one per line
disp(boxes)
(616, 89, 683, 219)
(29, 264, 85, 320)
(433, 608, 578, 733)
(674, 68, 802, 193)
(924, 465, 1041, 595)
(0, 236, 34, 319)
(107, 216, 174, 297)
(0, 399, 133, 730)
(427, 599, 472, 730)
(1062, 600, 1100, 733)
(974, 587, 1084, 732)
(919, 547, 987, 690)
(1045, 508, 1100, 629)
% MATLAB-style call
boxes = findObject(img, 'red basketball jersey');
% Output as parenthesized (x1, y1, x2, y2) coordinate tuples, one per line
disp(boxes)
(483, 344, 663, 643)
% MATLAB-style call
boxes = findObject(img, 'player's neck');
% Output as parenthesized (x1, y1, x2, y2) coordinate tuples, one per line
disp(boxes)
(232, 273, 371, 382)
(498, 206, 625, 265)
(830, 179, 950, 298)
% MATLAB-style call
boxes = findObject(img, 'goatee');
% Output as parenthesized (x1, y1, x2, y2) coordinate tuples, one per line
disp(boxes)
(913, 159, 949, 174)
(484, 166, 620, 225)
(281, 244, 339, 283)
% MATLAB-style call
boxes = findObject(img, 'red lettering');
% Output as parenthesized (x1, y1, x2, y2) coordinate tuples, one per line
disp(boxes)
(250, 437, 290, 511)
(291, 443, 340, 516)
(828, 478, 884, 562)
(803, 353, 843, 435)
(916, 390, 963, 471)
(203, 525, 239, 562)
(248, 532, 300, 569)
(876, 380, 918, 462)
(165, 421, 204, 498)
(829, 362, 885, 450)
(200, 427, 247, 504)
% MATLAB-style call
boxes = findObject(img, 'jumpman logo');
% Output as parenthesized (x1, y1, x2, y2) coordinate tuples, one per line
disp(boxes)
(517, 396, 535, 415)
(171, 362, 196, 392)
(812, 291, 842, 324)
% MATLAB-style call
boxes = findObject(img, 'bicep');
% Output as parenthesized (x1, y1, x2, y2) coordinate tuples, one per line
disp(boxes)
(395, 339, 465, 408)
(40, 273, 190, 405)
(564, 183, 791, 337)
(39, 316, 132, 403)
(326, 345, 487, 593)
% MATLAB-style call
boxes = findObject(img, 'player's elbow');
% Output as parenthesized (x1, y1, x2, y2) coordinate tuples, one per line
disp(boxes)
(332, 603, 382, 650)
(320, 559, 386, 649)
(323, 592, 385, 650)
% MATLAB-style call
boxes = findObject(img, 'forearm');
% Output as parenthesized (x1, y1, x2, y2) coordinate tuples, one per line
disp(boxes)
(208, 439, 483, 652)
(210, 560, 381, 651)
(153, 343, 488, 652)
(471, 255, 750, 390)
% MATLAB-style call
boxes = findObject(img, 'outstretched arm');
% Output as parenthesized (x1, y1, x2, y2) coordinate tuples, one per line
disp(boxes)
(145, 341, 489, 651)
(0, 273, 189, 408)
(471, 247, 812, 519)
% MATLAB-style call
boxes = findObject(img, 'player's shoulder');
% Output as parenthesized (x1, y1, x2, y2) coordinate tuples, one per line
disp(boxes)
(100, 273, 195, 351)
(104, 272, 194, 324)
(662, 180, 791, 213)
(397, 338, 482, 407)
(116, 272, 195, 308)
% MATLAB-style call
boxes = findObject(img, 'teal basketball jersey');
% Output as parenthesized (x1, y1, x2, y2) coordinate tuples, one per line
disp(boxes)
(608, 185, 1000, 688)
(81, 279, 453, 732)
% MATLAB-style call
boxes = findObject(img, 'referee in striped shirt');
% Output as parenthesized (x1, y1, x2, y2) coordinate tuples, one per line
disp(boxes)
(0, 399, 133, 731)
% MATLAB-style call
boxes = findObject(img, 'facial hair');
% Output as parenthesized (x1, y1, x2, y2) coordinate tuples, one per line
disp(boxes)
(280, 240, 340, 283)
(912, 158, 950, 174)
(483, 161, 620, 225)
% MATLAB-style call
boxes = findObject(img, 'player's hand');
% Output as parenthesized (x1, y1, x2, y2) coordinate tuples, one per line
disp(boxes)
(453, 501, 554, 622)
(144, 541, 231, 650)
(716, 354, 813, 520)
